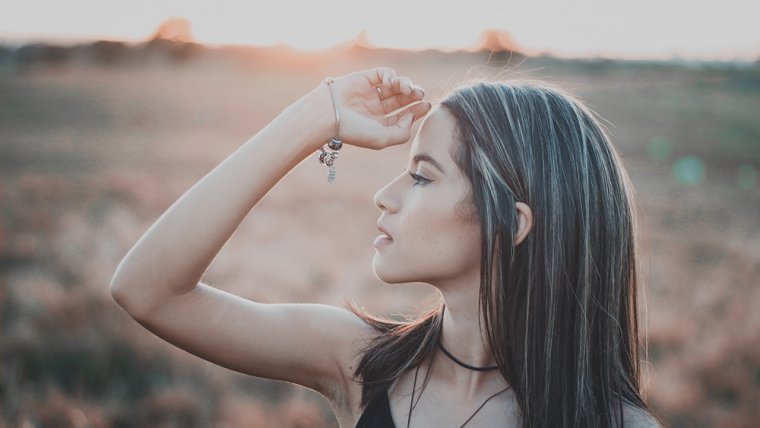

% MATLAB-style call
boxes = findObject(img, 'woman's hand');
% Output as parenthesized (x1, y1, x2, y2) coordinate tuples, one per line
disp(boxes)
(310, 67, 431, 150)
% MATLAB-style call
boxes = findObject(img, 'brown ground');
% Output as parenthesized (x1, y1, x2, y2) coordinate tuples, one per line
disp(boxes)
(1, 44, 759, 427)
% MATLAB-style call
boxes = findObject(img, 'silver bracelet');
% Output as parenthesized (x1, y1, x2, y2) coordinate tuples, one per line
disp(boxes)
(318, 77, 343, 185)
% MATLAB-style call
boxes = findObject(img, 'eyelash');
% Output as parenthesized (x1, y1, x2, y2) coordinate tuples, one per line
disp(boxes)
(408, 172, 431, 186)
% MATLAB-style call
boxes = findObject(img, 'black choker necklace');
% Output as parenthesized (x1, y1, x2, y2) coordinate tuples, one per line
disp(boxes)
(437, 341, 500, 371)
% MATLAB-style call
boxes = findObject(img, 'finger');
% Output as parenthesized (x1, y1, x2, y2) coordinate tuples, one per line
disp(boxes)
(392, 76, 414, 96)
(406, 86, 422, 102)
(380, 92, 416, 114)
(392, 77, 425, 100)
(375, 84, 395, 100)
(362, 67, 397, 86)
(412, 84, 425, 100)
(383, 69, 393, 87)
(378, 84, 425, 105)
(385, 101, 431, 126)
(379, 112, 415, 147)
(408, 100, 432, 119)
(374, 103, 432, 149)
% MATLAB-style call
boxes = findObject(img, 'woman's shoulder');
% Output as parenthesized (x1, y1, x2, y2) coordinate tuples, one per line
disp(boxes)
(622, 404, 662, 428)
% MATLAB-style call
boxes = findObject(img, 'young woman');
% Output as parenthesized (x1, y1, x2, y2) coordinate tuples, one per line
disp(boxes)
(111, 67, 658, 427)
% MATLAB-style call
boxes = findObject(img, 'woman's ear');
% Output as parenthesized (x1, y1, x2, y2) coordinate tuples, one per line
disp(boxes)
(514, 202, 533, 246)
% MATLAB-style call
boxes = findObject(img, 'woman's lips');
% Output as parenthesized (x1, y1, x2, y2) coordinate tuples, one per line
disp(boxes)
(373, 234, 393, 247)
(375, 223, 394, 247)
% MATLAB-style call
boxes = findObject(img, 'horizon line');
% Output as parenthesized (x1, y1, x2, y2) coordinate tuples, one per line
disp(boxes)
(1, 33, 758, 64)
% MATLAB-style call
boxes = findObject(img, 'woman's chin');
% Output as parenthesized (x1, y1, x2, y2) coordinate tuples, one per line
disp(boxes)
(371, 262, 390, 283)
(371, 258, 407, 284)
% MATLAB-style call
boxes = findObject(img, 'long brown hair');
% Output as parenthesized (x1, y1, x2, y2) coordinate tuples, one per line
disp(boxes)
(353, 80, 651, 426)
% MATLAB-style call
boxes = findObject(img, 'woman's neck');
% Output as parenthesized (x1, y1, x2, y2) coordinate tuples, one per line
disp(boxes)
(437, 285, 502, 396)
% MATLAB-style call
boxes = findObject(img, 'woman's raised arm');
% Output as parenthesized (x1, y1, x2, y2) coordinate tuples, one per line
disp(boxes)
(109, 68, 430, 400)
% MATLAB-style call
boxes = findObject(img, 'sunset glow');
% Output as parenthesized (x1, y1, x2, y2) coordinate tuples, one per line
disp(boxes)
(1, 0, 758, 61)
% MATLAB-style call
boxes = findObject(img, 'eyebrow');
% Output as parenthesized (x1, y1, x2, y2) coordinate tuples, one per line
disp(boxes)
(412, 153, 446, 174)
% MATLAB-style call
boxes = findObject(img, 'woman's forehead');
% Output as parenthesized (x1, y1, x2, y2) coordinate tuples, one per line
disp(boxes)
(409, 107, 458, 167)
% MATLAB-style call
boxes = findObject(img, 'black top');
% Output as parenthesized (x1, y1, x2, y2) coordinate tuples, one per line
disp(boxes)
(355, 392, 396, 428)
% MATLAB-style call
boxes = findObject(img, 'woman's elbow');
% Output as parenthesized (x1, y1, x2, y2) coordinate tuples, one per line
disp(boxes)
(110, 262, 151, 320)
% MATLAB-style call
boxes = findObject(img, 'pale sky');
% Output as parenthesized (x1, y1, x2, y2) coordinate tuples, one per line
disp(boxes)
(1, 0, 758, 61)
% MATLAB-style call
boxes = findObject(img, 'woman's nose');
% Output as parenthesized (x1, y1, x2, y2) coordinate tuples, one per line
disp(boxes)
(374, 177, 399, 213)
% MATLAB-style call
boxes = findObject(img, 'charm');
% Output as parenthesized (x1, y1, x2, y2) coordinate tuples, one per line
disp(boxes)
(328, 165, 336, 185)
(327, 137, 343, 151)
(318, 147, 339, 184)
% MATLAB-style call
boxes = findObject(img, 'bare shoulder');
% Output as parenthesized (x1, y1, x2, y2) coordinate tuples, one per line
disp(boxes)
(262, 302, 380, 382)
(276, 301, 377, 341)
(622, 404, 662, 428)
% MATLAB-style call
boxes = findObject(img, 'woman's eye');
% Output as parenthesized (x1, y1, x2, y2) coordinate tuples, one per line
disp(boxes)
(408, 172, 431, 186)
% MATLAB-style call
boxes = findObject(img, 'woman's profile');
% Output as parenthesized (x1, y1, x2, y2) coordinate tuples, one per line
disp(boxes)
(111, 67, 659, 427)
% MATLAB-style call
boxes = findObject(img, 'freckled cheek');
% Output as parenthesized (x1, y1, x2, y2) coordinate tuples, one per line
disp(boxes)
(406, 214, 457, 262)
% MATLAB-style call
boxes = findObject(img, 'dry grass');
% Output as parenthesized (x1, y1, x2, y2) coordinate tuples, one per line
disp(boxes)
(1, 44, 759, 427)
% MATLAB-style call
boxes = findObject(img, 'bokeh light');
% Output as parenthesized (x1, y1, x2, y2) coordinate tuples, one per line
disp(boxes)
(672, 155, 706, 185)
(737, 163, 758, 190)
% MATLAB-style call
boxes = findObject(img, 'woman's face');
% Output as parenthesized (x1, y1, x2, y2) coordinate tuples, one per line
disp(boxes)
(373, 107, 481, 287)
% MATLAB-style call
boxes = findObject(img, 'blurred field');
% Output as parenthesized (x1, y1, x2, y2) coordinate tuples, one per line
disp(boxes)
(1, 42, 759, 427)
